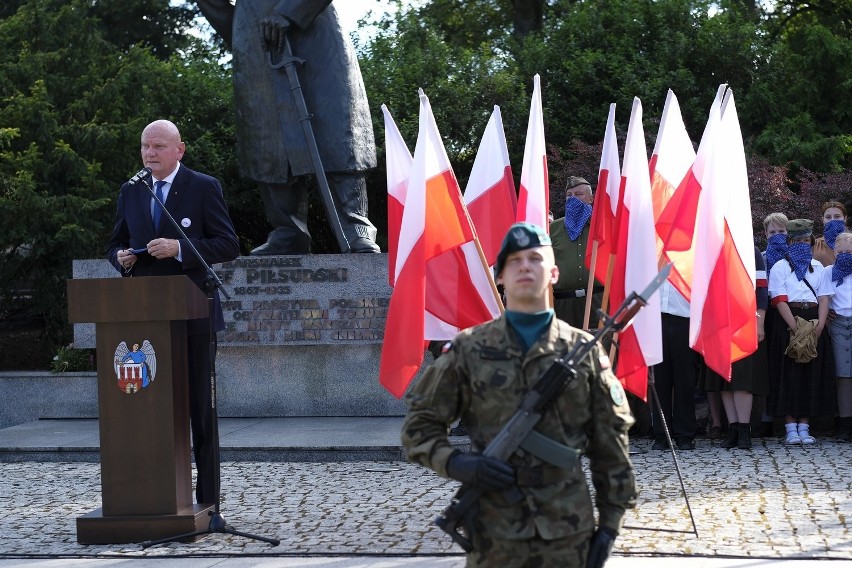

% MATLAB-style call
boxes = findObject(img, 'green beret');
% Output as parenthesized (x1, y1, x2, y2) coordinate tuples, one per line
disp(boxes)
(565, 176, 591, 191)
(495, 222, 552, 276)
(786, 218, 813, 238)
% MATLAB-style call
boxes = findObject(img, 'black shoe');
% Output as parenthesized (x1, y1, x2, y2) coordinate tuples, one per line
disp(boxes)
(651, 439, 669, 450)
(720, 423, 739, 449)
(752, 421, 774, 438)
(737, 423, 752, 449)
(449, 424, 468, 436)
(675, 438, 695, 451)
(837, 417, 852, 442)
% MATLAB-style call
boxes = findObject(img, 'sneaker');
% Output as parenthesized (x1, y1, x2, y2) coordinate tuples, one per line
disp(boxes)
(785, 430, 802, 445)
(651, 439, 669, 451)
(799, 431, 816, 445)
(675, 438, 695, 451)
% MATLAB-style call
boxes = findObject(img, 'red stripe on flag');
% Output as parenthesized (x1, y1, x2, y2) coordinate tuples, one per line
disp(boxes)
(379, 237, 426, 398)
(586, 169, 613, 283)
(693, 222, 757, 379)
(426, 246, 493, 328)
(467, 165, 517, 265)
(424, 170, 473, 255)
(387, 194, 404, 287)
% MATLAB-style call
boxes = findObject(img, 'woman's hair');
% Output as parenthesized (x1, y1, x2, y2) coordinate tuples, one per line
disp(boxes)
(763, 212, 789, 230)
(821, 201, 847, 217)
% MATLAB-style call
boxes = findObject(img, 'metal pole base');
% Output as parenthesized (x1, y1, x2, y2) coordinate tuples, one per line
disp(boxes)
(141, 511, 280, 549)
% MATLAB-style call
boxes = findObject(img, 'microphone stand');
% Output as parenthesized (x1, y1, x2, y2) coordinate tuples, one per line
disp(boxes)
(135, 176, 279, 548)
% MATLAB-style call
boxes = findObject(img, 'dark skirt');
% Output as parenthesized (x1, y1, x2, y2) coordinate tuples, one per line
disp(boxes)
(767, 305, 837, 418)
(705, 340, 769, 395)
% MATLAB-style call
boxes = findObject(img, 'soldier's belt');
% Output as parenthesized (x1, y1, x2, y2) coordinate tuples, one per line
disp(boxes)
(520, 430, 581, 470)
(554, 285, 604, 299)
(515, 465, 575, 486)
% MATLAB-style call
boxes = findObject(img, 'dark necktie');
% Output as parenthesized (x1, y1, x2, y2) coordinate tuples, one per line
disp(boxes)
(152, 180, 166, 230)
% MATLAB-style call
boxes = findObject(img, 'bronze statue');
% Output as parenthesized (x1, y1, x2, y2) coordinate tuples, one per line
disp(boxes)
(197, 0, 380, 254)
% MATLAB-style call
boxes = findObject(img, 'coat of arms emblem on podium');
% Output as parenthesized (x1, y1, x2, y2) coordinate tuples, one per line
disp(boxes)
(113, 340, 157, 394)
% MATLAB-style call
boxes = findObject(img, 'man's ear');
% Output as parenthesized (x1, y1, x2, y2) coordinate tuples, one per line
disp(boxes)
(550, 265, 559, 285)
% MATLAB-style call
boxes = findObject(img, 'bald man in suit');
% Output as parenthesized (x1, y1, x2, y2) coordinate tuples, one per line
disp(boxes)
(107, 119, 240, 504)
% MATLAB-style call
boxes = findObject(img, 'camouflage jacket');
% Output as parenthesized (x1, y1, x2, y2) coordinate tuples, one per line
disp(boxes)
(402, 315, 636, 540)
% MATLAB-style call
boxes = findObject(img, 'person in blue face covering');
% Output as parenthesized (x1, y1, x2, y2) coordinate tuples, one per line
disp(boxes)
(768, 219, 836, 446)
(814, 201, 848, 267)
(548, 176, 602, 330)
(817, 231, 852, 441)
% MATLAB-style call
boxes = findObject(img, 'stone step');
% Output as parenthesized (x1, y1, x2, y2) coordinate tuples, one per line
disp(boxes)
(0, 417, 470, 463)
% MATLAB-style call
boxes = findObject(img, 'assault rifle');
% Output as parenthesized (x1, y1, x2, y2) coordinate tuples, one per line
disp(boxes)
(434, 264, 672, 552)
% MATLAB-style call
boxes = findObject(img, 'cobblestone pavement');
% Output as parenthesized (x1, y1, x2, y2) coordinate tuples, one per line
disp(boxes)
(1, 437, 852, 562)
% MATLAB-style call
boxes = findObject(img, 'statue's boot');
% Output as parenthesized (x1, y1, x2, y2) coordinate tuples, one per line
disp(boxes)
(252, 181, 312, 255)
(329, 173, 380, 253)
(251, 228, 311, 255)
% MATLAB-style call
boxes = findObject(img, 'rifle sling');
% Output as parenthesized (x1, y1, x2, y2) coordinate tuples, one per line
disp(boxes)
(519, 429, 580, 470)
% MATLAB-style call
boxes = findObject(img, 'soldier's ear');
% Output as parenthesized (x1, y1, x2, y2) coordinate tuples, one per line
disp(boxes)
(549, 265, 559, 284)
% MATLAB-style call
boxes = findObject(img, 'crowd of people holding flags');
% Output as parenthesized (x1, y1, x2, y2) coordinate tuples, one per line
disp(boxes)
(380, 77, 852, 445)
(382, 75, 852, 564)
(642, 202, 852, 450)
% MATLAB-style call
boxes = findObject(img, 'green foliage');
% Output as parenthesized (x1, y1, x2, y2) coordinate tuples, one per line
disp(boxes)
(0, 0, 246, 355)
(357, 0, 849, 220)
(750, 22, 852, 171)
(359, 0, 780, 186)
(50, 343, 95, 373)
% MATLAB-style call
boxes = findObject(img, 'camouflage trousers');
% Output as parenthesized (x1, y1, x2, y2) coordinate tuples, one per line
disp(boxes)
(467, 529, 593, 567)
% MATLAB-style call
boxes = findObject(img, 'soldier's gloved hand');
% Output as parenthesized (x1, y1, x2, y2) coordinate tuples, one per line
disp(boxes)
(446, 452, 515, 491)
(586, 527, 617, 568)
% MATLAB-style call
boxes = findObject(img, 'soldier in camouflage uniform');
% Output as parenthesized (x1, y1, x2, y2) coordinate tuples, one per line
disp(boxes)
(402, 222, 636, 568)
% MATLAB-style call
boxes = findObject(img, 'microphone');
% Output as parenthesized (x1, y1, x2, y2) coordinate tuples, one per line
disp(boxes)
(128, 167, 152, 185)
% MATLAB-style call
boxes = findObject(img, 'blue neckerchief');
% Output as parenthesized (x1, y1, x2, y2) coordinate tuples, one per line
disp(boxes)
(787, 242, 813, 281)
(824, 220, 845, 249)
(765, 233, 788, 273)
(564, 197, 592, 241)
(505, 309, 554, 352)
(833, 252, 852, 285)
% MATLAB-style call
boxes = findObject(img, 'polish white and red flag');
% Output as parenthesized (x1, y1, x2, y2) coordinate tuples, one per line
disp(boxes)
(608, 97, 662, 400)
(689, 87, 757, 379)
(464, 105, 517, 266)
(382, 104, 413, 287)
(379, 92, 501, 398)
(585, 103, 620, 286)
(649, 90, 695, 272)
(657, 85, 726, 299)
(516, 74, 549, 230)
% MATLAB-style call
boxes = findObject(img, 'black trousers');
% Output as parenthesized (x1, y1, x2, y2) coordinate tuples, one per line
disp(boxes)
(651, 314, 699, 441)
(188, 332, 216, 504)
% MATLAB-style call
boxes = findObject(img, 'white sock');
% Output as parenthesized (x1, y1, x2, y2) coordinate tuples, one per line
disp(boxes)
(798, 423, 810, 435)
(786, 423, 798, 435)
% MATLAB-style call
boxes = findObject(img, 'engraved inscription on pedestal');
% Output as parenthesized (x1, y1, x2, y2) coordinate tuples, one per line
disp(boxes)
(217, 256, 391, 346)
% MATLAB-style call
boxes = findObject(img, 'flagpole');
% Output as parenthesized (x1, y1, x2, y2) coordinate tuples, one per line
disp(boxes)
(472, 233, 505, 313)
(598, 253, 616, 328)
(454, 170, 505, 314)
(582, 240, 599, 329)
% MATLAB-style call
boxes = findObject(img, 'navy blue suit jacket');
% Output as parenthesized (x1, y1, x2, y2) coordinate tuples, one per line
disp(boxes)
(107, 163, 240, 334)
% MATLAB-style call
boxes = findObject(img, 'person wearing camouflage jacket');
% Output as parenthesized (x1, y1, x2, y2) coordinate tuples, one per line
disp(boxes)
(402, 222, 636, 568)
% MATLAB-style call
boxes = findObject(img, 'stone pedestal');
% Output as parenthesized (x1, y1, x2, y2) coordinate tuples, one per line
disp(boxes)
(72, 255, 420, 417)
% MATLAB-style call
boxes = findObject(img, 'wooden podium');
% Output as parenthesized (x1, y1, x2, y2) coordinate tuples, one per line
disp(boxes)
(68, 275, 214, 544)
